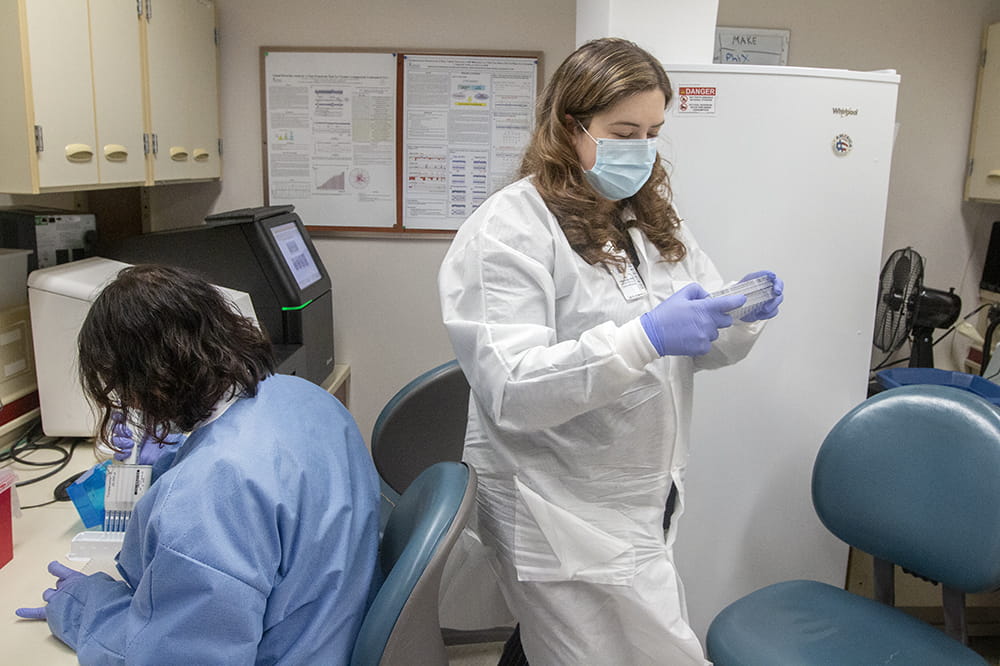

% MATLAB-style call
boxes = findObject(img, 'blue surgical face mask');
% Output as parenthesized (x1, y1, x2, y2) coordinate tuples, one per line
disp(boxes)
(579, 122, 658, 201)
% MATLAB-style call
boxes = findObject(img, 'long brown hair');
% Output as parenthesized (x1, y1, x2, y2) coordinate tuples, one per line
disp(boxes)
(78, 264, 275, 449)
(518, 37, 685, 268)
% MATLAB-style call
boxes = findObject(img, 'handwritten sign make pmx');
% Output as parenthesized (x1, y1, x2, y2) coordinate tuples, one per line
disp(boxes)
(714, 27, 789, 66)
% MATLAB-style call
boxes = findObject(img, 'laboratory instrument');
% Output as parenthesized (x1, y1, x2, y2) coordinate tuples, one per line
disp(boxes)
(103, 438, 150, 532)
(102, 205, 334, 386)
(27, 257, 257, 437)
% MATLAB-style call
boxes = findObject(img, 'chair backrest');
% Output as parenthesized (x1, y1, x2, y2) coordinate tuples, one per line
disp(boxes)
(350, 461, 477, 666)
(812, 384, 1000, 593)
(372, 360, 470, 496)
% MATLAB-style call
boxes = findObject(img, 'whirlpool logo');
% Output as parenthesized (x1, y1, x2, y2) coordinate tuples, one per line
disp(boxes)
(832, 107, 859, 117)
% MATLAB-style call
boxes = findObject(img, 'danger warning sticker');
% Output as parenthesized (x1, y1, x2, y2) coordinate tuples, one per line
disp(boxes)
(676, 86, 717, 115)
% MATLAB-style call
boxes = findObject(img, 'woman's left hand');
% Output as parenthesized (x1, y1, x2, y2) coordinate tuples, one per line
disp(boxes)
(738, 271, 784, 322)
(14, 561, 85, 620)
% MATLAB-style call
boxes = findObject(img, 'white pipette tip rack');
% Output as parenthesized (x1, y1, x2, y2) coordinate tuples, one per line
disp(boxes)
(709, 274, 776, 320)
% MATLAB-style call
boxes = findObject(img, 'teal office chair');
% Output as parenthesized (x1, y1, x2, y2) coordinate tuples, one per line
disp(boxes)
(706, 384, 1000, 665)
(371, 360, 515, 647)
(350, 461, 477, 666)
(371, 360, 470, 529)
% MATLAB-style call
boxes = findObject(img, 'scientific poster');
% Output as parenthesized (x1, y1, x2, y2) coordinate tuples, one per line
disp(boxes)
(262, 49, 538, 232)
(402, 54, 537, 230)
(264, 50, 397, 228)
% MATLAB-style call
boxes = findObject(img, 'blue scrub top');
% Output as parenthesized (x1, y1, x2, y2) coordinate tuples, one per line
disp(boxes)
(45, 374, 381, 665)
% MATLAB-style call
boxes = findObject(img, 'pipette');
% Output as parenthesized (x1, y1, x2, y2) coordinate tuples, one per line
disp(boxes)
(103, 427, 152, 532)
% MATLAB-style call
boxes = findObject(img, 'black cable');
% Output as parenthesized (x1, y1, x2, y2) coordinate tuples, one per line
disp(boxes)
(932, 302, 993, 346)
(0, 419, 44, 464)
(871, 354, 911, 373)
(13, 439, 82, 490)
(1, 418, 86, 507)
(19, 498, 61, 510)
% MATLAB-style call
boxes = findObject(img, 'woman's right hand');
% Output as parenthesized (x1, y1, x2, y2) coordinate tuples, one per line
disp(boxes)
(639, 283, 745, 356)
(111, 413, 182, 465)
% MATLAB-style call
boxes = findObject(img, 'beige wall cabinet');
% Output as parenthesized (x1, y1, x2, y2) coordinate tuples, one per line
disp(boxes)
(0, 0, 219, 194)
(145, 0, 221, 184)
(966, 22, 1000, 202)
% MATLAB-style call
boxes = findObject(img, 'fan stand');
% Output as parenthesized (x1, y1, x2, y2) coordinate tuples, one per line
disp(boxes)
(909, 326, 936, 368)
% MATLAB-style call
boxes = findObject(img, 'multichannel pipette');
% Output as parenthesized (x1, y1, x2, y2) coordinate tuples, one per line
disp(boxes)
(103, 433, 152, 532)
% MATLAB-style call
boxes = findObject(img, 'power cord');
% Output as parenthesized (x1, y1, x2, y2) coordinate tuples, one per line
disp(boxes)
(1, 418, 85, 509)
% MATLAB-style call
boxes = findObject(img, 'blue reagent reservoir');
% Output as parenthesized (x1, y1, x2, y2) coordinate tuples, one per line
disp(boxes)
(67, 461, 110, 528)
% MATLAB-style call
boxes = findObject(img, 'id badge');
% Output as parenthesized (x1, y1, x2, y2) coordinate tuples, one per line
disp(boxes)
(603, 242, 647, 301)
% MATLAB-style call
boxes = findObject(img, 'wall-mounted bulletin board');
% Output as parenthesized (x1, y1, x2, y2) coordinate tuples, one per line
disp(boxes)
(260, 47, 542, 236)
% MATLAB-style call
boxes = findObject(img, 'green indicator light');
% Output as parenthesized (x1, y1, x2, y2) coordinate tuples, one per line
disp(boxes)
(281, 299, 315, 311)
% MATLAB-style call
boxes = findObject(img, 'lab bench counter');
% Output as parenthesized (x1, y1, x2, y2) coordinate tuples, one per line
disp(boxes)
(1, 443, 99, 663)
(323, 363, 351, 408)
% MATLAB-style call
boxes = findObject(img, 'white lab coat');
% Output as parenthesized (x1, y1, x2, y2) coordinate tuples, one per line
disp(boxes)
(439, 177, 764, 665)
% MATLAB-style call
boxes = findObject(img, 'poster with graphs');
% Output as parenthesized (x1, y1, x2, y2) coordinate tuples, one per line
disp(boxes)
(262, 47, 539, 234)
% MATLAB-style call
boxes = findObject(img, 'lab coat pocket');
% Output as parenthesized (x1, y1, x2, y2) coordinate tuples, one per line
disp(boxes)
(513, 476, 636, 586)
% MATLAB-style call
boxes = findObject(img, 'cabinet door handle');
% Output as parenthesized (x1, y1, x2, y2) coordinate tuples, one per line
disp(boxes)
(104, 144, 129, 161)
(193, 148, 210, 162)
(65, 143, 94, 162)
(988, 170, 1000, 179)
(169, 146, 189, 161)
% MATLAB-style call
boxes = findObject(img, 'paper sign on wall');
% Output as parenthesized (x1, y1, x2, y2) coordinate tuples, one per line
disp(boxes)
(714, 27, 790, 66)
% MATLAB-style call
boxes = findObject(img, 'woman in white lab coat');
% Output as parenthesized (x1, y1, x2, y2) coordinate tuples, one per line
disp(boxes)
(438, 38, 783, 665)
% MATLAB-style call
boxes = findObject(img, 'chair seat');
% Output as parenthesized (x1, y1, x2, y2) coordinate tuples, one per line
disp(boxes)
(706, 580, 986, 666)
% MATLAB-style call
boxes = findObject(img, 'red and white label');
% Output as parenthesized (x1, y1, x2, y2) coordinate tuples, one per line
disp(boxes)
(676, 86, 717, 115)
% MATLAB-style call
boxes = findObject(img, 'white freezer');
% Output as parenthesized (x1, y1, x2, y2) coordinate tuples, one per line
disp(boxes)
(660, 64, 900, 641)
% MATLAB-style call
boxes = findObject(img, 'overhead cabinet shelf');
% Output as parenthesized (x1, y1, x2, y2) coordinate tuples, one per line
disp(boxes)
(0, 0, 220, 194)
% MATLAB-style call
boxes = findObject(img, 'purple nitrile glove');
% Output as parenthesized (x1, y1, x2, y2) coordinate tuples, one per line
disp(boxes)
(14, 561, 86, 620)
(640, 282, 745, 357)
(111, 412, 182, 465)
(737, 271, 784, 322)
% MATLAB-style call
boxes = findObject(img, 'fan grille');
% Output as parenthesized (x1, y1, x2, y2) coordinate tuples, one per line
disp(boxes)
(873, 247, 924, 353)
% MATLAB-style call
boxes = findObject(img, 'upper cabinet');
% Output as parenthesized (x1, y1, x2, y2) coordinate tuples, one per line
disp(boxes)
(967, 22, 1000, 202)
(145, 0, 220, 184)
(0, 0, 220, 194)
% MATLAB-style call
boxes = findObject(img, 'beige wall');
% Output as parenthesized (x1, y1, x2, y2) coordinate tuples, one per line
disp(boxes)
(6, 0, 1000, 443)
(206, 0, 577, 442)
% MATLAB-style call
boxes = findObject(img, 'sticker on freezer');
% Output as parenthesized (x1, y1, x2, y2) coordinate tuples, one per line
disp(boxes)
(832, 133, 853, 155)
(675, 86, 717, 115)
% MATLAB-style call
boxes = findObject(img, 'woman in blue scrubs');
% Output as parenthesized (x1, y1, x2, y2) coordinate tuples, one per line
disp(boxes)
(15, 264, 380, 665)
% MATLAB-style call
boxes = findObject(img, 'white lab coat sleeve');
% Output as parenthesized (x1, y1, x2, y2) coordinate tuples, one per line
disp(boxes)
(441, 219, 658, 433)
(695, 319, 765, 369)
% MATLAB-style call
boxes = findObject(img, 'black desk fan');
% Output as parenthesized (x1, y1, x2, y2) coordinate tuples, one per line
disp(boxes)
(873, 247, 961, 367)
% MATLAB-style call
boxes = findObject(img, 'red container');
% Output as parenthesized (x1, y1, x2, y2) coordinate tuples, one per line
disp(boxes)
(0, 470, 15, 569)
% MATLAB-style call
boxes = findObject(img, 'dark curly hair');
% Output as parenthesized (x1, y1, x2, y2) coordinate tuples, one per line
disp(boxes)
(518, 37, 686, 269)
(78, 264, 275, 450)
